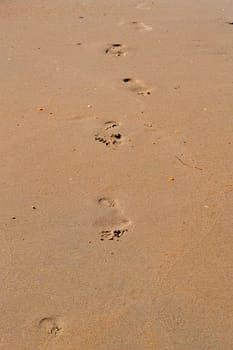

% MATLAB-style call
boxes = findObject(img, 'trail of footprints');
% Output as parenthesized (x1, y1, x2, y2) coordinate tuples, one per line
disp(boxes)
(36, 196, 130, 340)
(33, 5, 152, 345)
(104, 25, 152, 96)
(96, 197, 130, 241)
(36, 10, 151, 341)
(95, 18, 152, 240)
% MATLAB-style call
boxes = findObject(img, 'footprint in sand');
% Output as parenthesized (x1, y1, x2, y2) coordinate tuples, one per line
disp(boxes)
(95, 121, 122, 147)
(99, 228, 128, 241)
(131, 21, 152, 31)
(95, 197, 130, 241)
(105, 43, 127, 57)
(122, 78, 152, 96)
(98, 197, 116, 208)
(39, 316, 63, 336)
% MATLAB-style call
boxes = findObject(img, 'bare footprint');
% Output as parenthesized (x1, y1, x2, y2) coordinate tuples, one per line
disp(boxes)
(95, 121, 122, 147)
(105, 43, 127, 57)
(131, 21, 152, 31)
(122, 78, 151, 96)
(95, 197, 130, 241)
(39, 316, 63, 336)
(98, 197, 116, 208)
(100, 228, 128, 241)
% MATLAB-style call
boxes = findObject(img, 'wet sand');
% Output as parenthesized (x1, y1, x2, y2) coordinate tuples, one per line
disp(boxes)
(0, 0, 233, 349)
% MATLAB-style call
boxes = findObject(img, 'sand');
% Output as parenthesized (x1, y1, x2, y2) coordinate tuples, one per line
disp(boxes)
(0, 0, 233, 349)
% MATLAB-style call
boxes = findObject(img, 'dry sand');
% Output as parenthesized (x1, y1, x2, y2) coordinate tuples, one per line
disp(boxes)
(0, 0, 233, 349)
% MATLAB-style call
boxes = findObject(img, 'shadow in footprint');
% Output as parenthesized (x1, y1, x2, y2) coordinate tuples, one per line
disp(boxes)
(100, 229, 128, 241)
(39, 316, 63, 336)
(95, 197, 130, 241)
(98, 197, 115, 208)
(122, 78, 151, 96)
(105, 43, 127, 57)
(95, 121, 122, 147)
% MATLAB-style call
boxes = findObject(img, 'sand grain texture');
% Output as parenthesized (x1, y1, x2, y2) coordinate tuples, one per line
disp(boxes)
(0, 0, 233, 349)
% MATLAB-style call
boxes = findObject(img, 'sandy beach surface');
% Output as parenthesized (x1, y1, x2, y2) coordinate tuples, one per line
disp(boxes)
(0, 0, 233, 349)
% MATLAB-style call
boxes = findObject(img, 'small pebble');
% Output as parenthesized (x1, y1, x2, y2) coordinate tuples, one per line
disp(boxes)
(168, 177, 175, 182)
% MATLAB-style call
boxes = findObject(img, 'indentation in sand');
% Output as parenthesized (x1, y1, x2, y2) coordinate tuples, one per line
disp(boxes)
(105, 43, 127, 57)
(95, 197, 130, 241)
(100, 228, 128, 241)
(39, 316, 63, 336)
(95, 121, 122, 147)
(118, 20, 152, 32)
(131, 21, 152, 31)
(98, 197, 116, 208)
(122, 78, 152, 96)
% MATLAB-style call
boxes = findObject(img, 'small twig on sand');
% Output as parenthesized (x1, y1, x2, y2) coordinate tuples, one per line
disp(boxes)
(175, 156, 202, 171)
